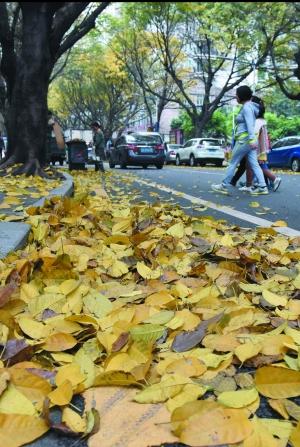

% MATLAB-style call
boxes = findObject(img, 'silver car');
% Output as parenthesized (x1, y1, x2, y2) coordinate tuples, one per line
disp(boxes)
(165, 143, 182, 164)
(175, 138, 225, 167)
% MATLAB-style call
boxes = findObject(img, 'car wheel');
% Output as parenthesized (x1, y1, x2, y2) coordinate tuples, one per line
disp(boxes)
(175, 155, 180, 166)
(189, 155, 195, 167)
(291, 158, 300, 172)
(59, 159, 64, 166)
(199, 161, 206, 167)
(216, 161, 223, 167)
(156, 164, 163, 169)
(109, 157, 115, 168)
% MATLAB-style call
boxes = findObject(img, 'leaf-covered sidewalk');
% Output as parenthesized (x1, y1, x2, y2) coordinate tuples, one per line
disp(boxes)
(0, 170, 300, 447)
(0, 171, 61, 221)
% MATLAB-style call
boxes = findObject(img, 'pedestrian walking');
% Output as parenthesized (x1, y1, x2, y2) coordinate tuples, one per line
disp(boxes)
(229, 96, 281, 193)
(251, 96, 281, 192)
(212, 85, 268, 195)
(230, 156, 253, 191)
(91, 122, 105, 172)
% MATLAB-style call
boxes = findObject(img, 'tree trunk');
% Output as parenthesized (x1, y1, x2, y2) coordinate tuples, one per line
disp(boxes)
(193, 111, 214, 138)
(1, 5, 53, 175)
(193, 116, 206, 138)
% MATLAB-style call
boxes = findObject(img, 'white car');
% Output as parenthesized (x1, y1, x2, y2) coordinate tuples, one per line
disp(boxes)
(165, 143, 182, 164)
(175, 138, 225, 167)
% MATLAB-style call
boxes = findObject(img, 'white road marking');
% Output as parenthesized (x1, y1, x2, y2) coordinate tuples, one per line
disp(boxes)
(166, 167, 224, 175)
(131, 176, 300, 237)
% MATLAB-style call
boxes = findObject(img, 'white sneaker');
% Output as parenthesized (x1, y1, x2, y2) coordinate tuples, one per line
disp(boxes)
(238, 185, 253, 192)
(211, 184, 229, 195)
(250, 186, 269, 195)
(273, 177, 281, 192)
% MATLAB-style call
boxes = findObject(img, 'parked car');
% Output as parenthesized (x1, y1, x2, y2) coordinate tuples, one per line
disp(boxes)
(107, 132, 166, 169)
(268, 136, 300, 172)
(175, 138, 225, 167)
(165, 143, 182, 164)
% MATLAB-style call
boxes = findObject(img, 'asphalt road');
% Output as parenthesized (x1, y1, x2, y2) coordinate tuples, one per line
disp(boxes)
(108, 164, 300, 235)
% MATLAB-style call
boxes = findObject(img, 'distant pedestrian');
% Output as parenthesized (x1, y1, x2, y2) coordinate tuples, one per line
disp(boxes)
(251, 96, 281, 192)
(212, 85, 268, 195)
(91, 122, 105, 172)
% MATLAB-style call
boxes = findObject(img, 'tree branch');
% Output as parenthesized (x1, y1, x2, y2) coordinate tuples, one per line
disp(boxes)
(54, 2, 110, 61)
(270, 45, 300, 100)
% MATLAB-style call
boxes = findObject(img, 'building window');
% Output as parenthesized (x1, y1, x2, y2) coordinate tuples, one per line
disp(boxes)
(196, 95, 204, 107)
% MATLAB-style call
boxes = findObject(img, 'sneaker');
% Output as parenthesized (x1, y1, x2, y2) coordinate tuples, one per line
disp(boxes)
(273, 177, 281, 192)
(211, 184, 229, 194)
(238, 185, 253, 192)
(250, 186, 269, 195)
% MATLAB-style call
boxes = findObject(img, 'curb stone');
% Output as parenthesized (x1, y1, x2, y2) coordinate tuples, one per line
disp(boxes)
(0, 172, 74, 259)
(32, 172, 74, 207)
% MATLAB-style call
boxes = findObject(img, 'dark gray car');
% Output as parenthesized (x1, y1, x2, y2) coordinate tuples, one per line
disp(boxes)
(107, 132, 166, 169)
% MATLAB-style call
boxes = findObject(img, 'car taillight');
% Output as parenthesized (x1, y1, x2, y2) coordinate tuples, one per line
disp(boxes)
(155, 144, 165, 151)
(127, 144, 138, 153)
(169, 151, 176, 155)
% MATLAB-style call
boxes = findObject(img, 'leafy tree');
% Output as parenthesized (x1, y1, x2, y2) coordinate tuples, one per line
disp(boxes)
(259, 2, 300, 100)
(116, 2, 281, 138)
(111, 21, 178, 130)
(49, 44, 140, 140)
(171, 108, 235, 141)
(265, 112, 300, 141)
(261, 85, 300, 116)
(0, 2, 109, 176)
(172, 107, 300, 144)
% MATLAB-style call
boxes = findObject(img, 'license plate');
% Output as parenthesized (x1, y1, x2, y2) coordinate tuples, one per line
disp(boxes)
(140, 147, 153, 154)
(208, 148, 217, 152)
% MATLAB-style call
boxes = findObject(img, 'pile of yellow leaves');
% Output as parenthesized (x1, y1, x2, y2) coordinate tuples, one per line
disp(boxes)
(0, 172, 61, 221)
(0, 170, 300, 446)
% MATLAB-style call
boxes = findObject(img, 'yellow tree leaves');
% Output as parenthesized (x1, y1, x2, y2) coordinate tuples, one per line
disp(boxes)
(2, 170, 300, 446)
(43, 333, 77, 351)
(134, 374, 190, 404)
(48, 380, 73, 406)
(136, 262, 161, 280)
(217, 388, 259, 408)
(255, 367, 300, 398)
(171, 401, 252, 446)
(0, 414, 48, 447)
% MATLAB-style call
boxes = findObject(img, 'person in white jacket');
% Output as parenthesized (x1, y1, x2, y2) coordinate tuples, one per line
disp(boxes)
(252, 96, 281, 192)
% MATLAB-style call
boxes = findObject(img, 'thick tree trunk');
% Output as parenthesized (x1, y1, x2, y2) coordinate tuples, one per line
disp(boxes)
(193, 117, 206, 138)
(193, 111, 214, 138)
(1, 5, 53, 174)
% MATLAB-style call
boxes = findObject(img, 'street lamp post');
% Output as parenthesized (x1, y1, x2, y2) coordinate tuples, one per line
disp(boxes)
(252, 61, 257, 94)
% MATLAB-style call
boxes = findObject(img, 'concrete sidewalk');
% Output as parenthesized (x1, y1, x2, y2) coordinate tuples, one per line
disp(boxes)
(0, 171, 74, 259)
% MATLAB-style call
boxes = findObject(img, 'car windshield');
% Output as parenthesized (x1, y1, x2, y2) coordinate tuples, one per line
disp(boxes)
(201, 139, 221, 146)
(127, 134, 162, 144)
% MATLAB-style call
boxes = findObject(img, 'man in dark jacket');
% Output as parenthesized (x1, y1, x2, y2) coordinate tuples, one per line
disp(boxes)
(91, 122, 105, 172)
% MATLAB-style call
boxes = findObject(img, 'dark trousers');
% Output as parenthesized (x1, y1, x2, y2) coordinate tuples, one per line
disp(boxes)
(230, 156, 247, 186)
(230, 155, 270, 187)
